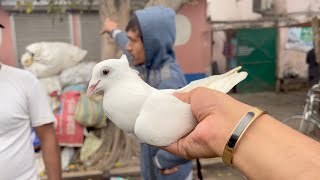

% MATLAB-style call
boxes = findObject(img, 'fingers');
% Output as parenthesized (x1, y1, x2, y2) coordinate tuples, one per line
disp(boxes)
(100, 18, 108, 35)
(101, 18, 114, 35)
(160, 166, 179, 175)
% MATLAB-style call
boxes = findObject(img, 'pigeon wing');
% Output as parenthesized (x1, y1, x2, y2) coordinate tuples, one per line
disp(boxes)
(134, 90, 197, 146)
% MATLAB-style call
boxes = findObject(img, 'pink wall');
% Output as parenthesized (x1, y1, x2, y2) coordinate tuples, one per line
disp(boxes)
(72, 14, 80, 46)
(0, 7, 16, 67)
(175, 0, 212, 74)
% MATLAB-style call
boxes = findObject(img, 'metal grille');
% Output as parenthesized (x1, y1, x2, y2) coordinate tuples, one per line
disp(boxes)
(14, 13, 71, 65)
(79, 13, 101, 61)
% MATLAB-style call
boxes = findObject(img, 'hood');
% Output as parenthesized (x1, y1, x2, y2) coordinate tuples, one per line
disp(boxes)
(135, 6, 176, 69)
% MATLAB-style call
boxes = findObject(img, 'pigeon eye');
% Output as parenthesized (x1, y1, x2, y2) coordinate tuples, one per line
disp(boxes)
(101, 69, 110, 76)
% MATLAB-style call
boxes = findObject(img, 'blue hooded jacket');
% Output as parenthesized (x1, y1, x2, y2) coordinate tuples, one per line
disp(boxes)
(111, 6, 193, 180)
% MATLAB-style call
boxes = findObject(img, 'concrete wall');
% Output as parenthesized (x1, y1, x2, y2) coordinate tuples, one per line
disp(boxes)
(285, 0, 320, 13)
(0, 8, 16, 66)
(277, 27, 308, 78)
(275, 0, 320, 78)
(207, 0, 261, 21)
(212, 31, 227, 73)
(208, 0, 320, 21)
(209, 0, 320, 78)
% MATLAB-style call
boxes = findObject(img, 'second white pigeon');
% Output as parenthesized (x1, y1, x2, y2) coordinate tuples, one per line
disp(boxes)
(87, 55, 248, 146)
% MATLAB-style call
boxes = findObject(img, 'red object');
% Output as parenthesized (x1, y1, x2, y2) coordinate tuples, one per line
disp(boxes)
(55, 91, 83, 146)
(49, 90, 59, 97)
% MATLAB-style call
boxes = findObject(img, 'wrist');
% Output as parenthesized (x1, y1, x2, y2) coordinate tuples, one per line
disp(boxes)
(108, 29, 121, 39)
(222, 107, 266, 166)
(208, 102, 253, 157)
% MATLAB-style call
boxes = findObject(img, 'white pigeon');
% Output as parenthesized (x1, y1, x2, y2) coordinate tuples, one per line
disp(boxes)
(87, 55, 248, 146)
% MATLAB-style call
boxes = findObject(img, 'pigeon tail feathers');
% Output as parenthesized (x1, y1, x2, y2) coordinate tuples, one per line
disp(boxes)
(178, 66, 247, 93)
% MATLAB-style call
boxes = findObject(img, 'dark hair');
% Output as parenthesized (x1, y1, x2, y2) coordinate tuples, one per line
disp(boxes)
(125, 13, 142, 37)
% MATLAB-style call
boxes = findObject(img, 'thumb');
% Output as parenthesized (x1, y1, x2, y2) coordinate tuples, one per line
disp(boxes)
(161, 143, 178, 154)
(173, 92, 191, 104)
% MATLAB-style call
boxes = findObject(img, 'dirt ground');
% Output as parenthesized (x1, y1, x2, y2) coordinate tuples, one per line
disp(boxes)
(200, 90, 307, 180)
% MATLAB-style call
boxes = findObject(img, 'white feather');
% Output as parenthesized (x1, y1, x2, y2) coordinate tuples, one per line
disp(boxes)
(178, 66, 247, 93)
(88, 55, 248, 146)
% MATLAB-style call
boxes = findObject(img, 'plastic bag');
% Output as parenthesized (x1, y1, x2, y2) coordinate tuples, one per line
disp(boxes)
(74, 93, 107, 128)
(20, 42, 87, 78)
(32, 128, 41, 150)
(61, 147, 75, 170)
(62, 84, 86, 93)
(80, 132, 103, 162)
(55, 91, 84, 147)
(39, 76, 62, 111)
(59, 62, 96, 88)
(35, 152, 45, 177)
(39, 76, 62, 95)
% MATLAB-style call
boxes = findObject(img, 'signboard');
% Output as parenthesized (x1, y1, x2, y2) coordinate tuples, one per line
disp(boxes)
(286, 27, 313, 52)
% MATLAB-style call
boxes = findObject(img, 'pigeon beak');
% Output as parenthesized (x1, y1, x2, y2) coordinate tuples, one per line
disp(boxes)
(87, 80, 101, 97)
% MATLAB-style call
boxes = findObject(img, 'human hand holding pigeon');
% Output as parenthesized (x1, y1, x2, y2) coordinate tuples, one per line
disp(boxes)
(163, 87, 252, 158)
(87, 55, 247, 146)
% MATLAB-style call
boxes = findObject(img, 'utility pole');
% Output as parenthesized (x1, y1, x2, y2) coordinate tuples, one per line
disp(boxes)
(312, 16, 320, 66)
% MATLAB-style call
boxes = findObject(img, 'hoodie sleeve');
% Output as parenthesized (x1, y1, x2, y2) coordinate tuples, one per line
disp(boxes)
(108, 30, 134, 65)
(153, 149, 191, 169)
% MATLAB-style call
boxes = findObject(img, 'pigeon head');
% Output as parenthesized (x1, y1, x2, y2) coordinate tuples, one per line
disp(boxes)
(87, 54, 137, 96)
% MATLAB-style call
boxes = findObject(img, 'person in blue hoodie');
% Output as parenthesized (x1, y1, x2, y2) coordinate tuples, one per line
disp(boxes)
(101, 6, 193, 180)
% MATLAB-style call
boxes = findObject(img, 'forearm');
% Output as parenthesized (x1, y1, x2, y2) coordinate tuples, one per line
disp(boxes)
(36, 124, 61, 180)
(167, 88, 320, 179)
(231, 115, 320, 180)
(41, 132, 61, 180)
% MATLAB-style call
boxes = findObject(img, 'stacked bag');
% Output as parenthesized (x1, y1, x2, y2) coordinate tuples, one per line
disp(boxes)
(20, 42, 107, 171)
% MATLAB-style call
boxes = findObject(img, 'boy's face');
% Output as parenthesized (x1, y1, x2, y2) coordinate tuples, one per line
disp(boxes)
(126, 30, 146, 66)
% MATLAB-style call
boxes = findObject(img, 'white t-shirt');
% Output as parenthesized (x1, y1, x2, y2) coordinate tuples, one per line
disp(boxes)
(0, 65, 55, 180)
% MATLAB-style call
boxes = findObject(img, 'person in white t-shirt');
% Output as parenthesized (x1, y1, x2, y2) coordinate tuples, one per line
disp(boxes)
(0, 24, 61, 179)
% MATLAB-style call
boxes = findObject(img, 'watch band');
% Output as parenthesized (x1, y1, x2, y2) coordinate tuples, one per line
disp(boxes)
(222, 107, 265, 166)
